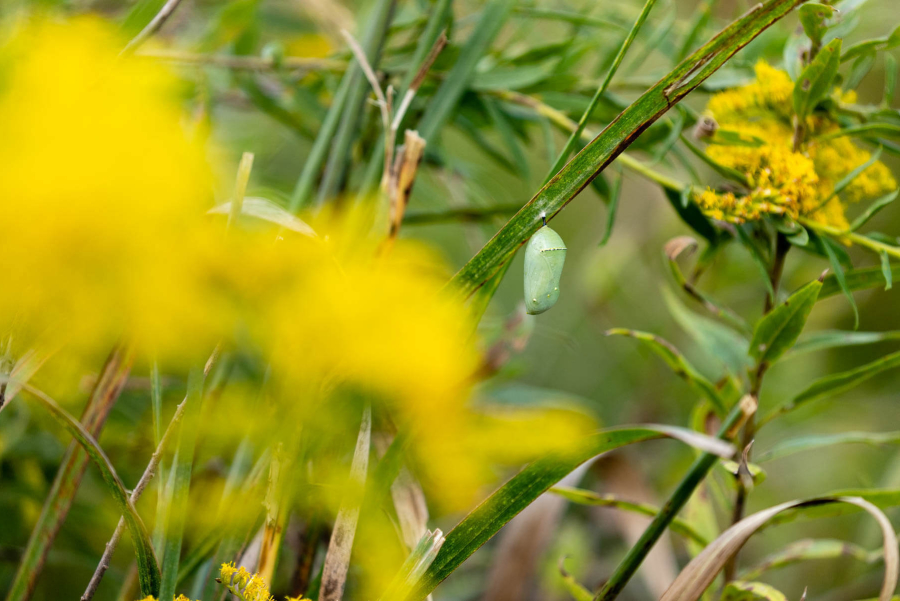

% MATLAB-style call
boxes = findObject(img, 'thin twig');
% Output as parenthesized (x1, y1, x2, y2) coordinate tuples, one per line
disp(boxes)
(392, 31, 448, 132)
(137, 49, 345, 72)
(340, 29, 393, 189)
(121, 0, 187, 56)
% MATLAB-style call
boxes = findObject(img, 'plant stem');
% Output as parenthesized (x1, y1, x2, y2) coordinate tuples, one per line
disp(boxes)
(592, 397, 755, 601)
(800, 218, 900, 261)
(723, 232, 789, 581)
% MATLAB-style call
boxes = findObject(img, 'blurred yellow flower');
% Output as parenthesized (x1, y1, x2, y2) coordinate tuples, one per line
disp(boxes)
(0, 16, 591, 515)
(697, 62, 896, 227)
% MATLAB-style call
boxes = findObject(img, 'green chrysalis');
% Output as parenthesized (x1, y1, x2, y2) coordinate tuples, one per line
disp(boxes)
(524, 221, 567, 315)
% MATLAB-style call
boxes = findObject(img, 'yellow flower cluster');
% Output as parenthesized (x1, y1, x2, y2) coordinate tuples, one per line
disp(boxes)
(219, 563, 276, 601)
(0, 16, 591, 510)
(696, 62, 896, 227)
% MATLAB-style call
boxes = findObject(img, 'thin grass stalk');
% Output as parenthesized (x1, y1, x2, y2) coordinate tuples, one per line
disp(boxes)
(5, 346, 134, 601)
(316, 0, 398, 206)
(157, 368, 206, 601)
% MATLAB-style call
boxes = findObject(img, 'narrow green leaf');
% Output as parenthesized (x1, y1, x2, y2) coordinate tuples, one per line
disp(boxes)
(316, 0, 397, 204)
(681, 134, 750, 187)
(882, 251, 894, 290)
(598, 170, 622, 246)
(710, 129, 766, 147)
(791, 329, 900, 354)
(722, 581, 787, 601)
(557, 558, 593, 601)
(885, 54, 898, 106)
(418, 0, 516, 142)
(551, 486, 708, 545)
(5, 348, 135, 601)
(850, 189, 899, 231)
(449, 0, 807, 296)
(784, 349, 900, 412)
(825, 146, 884, 204)
(819, 264, 900, 298)
(736, 225, 776, 303)
(545, 0, 660, 182)
(663, 187, 720, 244)
(740, 538, 877, 580)
(759, 430, 900, 463)
(402, 425, 735, 601)
(663, 286, 751, 376)
(793, 38, 842, 119)
(606, 328, 727, 415)
(158, 369, 206, 601)
(820, 236, 860, 328)
(660, 496, 897, 601)
(845, 49, 877, 90)
(11, 380, 161, 597)
(816, 123, 900, 141)
(748, 280, 822, 366)
(799, 3, 836, 47)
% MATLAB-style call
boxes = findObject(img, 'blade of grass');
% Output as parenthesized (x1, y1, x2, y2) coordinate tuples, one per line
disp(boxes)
(316, 0, 398, 205)
(417, 0, 517, 142)
(451, 0, 807, 297)
(5, 346, 135, 601)
(157, 368, 206, 601)
(81, 395, 190, 601)
(8, 378, 161, 598)
(545, 0, 660, 183)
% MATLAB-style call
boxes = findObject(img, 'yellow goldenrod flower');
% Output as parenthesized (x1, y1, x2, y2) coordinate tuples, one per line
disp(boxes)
(697, 61, 896, 228)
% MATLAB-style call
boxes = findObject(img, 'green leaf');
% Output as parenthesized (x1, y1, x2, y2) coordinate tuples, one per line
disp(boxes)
(551, 486, 708, 545)
(158, 369, 206, 601)
(842, 23, 900, 62)
(845, 49, 877, 90)
(784, 349, 900, 412)
(740, 538, 877, 580)
(12, 379, 161, 597)
(449, 0, 808, 296)
(850, 189, 899, 231)
(660, 496, 897, 601)
(881, 251, 894, 290)
(819, 236, 860, 328)
(663, 187, 721, 244)
(735, 225, 776, 303)
(470, 64, 553, 92)
(819, 264, 900, 298)
(749, 280, 822, 366)
(799, 3, 836, 48)
(599, 170, 622, 246)
(606, 328, 727, 415)
(663, 287, 751, 376)
(790, 329, 900, 354)
(826, 146, 884, 204)
(793, 38, 842, 119)
(557, 558, 593, 601)
(759, 430, 900, 463)
(5, 348, 136, 601)
(681, 134, 750, 187)
(418, 0, 516, 142)
(402, 425, 735, 601)
(709, 129, 766, 147)
(885, 54, 899, 106)
(722, 581, 787, 601)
